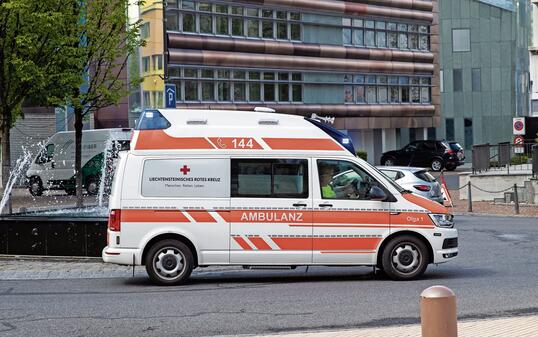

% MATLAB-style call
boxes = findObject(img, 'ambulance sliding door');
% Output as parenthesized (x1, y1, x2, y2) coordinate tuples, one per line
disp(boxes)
(229, 158, 312, 264)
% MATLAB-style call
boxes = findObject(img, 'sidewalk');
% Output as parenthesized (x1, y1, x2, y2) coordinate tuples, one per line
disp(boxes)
(257, 315, 538, 337)
(0, 256, 243, 280)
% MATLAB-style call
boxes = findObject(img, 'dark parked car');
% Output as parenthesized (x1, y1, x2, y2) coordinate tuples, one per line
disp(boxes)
(380, 140, 465, 171)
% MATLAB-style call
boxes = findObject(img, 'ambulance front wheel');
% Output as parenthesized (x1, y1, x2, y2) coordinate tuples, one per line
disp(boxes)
(381, 235, 429, 281)
(145, 239, 193, 286)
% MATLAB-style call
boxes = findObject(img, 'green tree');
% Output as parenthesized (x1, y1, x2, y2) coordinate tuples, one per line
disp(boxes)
(0, 0, 80, 212)
(64, 0, 144, 207)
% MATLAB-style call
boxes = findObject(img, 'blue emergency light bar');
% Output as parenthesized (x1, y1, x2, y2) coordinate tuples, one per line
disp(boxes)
(305, 118, 356, 155)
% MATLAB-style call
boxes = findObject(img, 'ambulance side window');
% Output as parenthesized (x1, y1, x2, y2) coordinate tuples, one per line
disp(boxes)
(231, 159, 308, 198)
(317, 159, 384, 200)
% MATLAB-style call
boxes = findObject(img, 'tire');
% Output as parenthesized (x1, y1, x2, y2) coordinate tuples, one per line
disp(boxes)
(382, 157, 396, 166)
(445, 163, 457, 171)
(430, 158, 443, 172)
(381, 235, 429, 280)
(145, 239, 194, 286)
(28, 176, 44, 196)
(85, 175, 100, 195)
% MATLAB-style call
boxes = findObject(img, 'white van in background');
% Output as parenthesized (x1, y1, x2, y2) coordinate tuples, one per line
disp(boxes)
(26, 128, 131, 196)
(103, 109, 458, 285)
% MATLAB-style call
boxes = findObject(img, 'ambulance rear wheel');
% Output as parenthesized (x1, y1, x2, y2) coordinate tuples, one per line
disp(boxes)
(145, 239, 193, 286)
(381, 235, 429, 281)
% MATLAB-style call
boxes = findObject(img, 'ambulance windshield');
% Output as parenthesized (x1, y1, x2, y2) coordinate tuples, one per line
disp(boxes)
(136, 110, 171, 130)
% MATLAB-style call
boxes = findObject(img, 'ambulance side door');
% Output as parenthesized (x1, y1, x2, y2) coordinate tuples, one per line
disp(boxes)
(229, 157, 313, 264)
(312, 158, 392, 264)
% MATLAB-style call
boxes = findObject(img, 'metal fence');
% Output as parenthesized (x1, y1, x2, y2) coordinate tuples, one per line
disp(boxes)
(472, 142, 537, 175)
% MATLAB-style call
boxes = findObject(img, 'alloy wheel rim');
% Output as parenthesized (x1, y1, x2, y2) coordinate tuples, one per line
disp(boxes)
(432, 161, 442, 171)
(391, 243, 421, 274)
(154, 247, 185, 280)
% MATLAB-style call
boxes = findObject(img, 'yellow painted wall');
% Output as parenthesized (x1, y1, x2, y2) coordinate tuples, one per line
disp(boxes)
(140, 0, 165, 107)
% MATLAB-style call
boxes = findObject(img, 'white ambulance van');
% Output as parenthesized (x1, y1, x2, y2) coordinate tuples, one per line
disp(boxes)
(103, 108, 458, 285)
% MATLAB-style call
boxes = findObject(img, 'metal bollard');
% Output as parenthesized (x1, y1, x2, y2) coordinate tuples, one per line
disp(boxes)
(514, 184, 519, 215)
(421, 286, 458, 337)
(467, 182, 472, 213)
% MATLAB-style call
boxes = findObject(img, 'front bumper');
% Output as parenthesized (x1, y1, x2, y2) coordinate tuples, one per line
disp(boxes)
(431, 228, 458, 264)
(102, 246, 142, 265)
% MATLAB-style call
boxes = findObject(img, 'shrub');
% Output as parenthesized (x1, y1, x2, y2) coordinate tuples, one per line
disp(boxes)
(356, 149, 367, 161)
(510, 155, 528, 165)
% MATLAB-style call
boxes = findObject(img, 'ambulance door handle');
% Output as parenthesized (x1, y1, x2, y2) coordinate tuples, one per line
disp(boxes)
(319, 203, 333, 208)
(293, 203, 307, 207)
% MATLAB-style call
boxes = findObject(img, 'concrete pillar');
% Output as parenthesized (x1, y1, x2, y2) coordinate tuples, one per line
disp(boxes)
(361, 129, 375, 164)
(382, 128, 397, 153)
(423, 127, 429, 140)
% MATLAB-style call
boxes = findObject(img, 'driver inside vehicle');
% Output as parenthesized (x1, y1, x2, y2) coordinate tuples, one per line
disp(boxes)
(318, 163, 357, 199)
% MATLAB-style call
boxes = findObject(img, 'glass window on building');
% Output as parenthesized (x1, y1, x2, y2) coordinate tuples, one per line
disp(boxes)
(262, 20, 273, 38)
(216, 16, 229, 35)
(166, 12, 179, 31)
(292, 84, 302, 102)
(452, 29, 470, 52)
(140, 22, 150, 38)
(217, 82, 230, 101)
(453, 69, 463, 92)
(200, 14, 212, 33)
(202, 81, 214, 100)
(153, 55, 163, 71)
(249, 83, 261, 101)
(234, 83, 246, 101)
(232, 18, 243, 36)
(183, 13, 195, 32)
(247, 19, 260, 37)
(440, 70, 444, 92)
(427, 127, 436, 140)
(276, 22, 287, 39)
(290, 23, 300, 40)
(355, 86, 365, 103)
(472, 68, 481, 92)
(184, 81, 198, 101)
(343, 28, 352, 45)
(445, 118, 454, 141)
(182, 1, 195, 10)
(142, 56, 150, 73)
(143, 91, 151, 107)
(464, 118, 473, 150)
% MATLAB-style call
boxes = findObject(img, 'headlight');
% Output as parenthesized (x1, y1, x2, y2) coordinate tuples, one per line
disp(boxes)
(429, 213, 454, 228)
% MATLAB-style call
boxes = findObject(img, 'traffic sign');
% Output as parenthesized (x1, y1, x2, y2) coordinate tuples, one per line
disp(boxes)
(165, 84, 176, 108)
(513, 136, 524, 145)
(513, 117, 525, 135)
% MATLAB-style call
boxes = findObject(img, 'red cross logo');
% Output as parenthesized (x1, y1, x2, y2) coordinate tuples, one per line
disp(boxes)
(180, 165, 191, 175)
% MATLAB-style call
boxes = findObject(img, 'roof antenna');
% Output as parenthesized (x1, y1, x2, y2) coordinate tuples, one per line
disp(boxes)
(310, 113, 335, 125)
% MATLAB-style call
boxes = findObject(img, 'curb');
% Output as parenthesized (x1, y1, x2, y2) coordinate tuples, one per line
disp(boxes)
(0, 254, 102, 262)
(453, 212, 537, 218)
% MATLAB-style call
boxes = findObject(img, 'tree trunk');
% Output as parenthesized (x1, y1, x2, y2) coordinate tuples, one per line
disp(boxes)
(1, 119, 12, 214)
(74, 105, 84, 208)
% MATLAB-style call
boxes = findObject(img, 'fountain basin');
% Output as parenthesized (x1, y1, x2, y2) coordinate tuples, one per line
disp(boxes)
(0, 207, 107, 257)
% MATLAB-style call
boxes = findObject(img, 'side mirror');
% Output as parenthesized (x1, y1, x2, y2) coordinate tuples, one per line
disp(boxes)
(369, 186, 387, 201)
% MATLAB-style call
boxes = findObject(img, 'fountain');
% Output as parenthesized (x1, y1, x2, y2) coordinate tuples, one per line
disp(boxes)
(0, 131, 129, 257)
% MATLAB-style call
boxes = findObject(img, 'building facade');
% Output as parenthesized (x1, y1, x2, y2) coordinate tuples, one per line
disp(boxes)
(438, 0, 531, 155)
(160, 0, 440, 163)
(530, 0, 538, 116)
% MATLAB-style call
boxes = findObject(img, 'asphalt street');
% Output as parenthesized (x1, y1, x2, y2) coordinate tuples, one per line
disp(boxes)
(0, 215, 537, 337)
